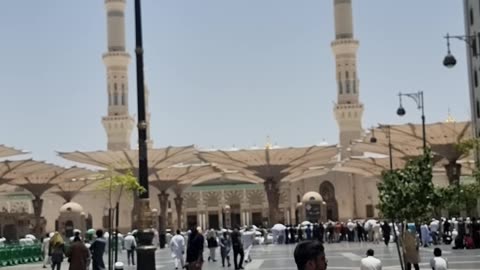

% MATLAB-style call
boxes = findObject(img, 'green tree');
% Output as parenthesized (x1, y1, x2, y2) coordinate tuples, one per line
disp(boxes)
(377, 148, 437, 222)
(97, 169, 145, 270)
(436, 182, 480, 216)
(97, 169, 146, 209)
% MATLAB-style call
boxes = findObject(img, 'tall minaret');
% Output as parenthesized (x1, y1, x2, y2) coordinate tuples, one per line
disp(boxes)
(145, 83, 154, 149)
(332, 0, 364, 159)
(101, 0, 135, 150)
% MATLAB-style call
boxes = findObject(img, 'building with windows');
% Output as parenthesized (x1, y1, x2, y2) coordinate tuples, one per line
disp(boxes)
(463, 1, 480, 165)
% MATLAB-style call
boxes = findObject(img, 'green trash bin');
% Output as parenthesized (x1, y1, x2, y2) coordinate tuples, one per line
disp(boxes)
(34, 244, 42, 262)
(0, 248, 7, 266)
(10, 246, 20, 265)
(19, 246, 27, 264)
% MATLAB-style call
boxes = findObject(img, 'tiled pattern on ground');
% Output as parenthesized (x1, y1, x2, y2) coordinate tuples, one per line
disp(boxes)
(3, 242, 480, 270)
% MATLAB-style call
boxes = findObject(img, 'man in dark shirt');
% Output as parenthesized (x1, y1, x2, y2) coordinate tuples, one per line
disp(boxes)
(231, 227, 244, 270)
(90, 230, 106, 270)
(290, 226, 296, 244)
(318, 223, 325, 243)
(381, 222, 391, 246)
(285, 225, 290, 244)
(186, 227, 204, 270)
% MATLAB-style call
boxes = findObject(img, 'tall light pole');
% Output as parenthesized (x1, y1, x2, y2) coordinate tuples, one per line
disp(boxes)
(369, 125, 404, 270)
(134, 0, 156, 269)
(396, 91, 427, 153)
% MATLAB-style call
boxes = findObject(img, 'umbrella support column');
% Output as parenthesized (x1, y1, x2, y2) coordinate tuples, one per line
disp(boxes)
(264, 178, 280, 226)
(174, 195, 183, 230)
(158, 191, 169, 249)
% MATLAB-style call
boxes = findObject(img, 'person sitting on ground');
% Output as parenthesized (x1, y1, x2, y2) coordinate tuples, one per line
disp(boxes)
(360, 249, 382, 270)
(430, 248, 448, 270)
(293, 240, 327, 270)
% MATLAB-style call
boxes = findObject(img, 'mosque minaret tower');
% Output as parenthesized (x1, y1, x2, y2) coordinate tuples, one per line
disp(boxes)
(332, 0, 364, 159)
(101, 0, 135, 150)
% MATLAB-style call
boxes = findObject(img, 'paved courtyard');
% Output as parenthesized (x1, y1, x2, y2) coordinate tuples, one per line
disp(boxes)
(4, 243, 480, 270)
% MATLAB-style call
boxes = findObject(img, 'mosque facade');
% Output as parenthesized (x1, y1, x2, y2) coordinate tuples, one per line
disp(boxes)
(0, 0, 453, 235)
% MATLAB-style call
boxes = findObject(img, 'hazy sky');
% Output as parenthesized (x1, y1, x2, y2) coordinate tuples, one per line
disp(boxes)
(0, 1, 471, 165)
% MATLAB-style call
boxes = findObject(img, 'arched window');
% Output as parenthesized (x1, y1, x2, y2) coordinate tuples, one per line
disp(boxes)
(121, 94, 126, 105)
(122, 84, 125, 91)
(114, 83, 117, 91)
(473, 38, 478, 56)
(338, 72, 343, 94)
(475, 70, 478, 88)
(352, 72, 357, 94)
(108, 94, 112, 106)
(345, 71, 350, 93)
(477, 99, 480, 118)
(297, 195, 301, 203)
(114, 92, 118, 105)
(471, 8, 474, 25)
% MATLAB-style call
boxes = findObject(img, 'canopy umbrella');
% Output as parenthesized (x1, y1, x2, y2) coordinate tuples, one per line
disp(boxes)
(0, 145, 27, 158)
(301, 221, 312, 226)
(271, 224, 286, 231)
(199, 145, 338, 226)
(25, 234, 36, 240)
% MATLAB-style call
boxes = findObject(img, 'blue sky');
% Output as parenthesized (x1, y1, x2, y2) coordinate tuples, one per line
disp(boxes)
(0, 1, 471, 165)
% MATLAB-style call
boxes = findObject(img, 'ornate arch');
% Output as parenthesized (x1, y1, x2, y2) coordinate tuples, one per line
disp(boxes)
(203, 192, 220, 207)
(279, 189, 289, 205)
(247, 190, 265, 206)
(183, 193, 199, 209)
(224, 190, 242, 205)
(319, 181, 338, 221)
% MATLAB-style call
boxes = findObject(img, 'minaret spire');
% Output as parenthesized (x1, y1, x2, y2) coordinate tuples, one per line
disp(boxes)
(145, 83, 153, 149)
(102, 0, 135, 150)
(332, 0, 364, 159)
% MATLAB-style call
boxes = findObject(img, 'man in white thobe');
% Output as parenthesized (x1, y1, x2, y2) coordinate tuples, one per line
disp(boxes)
(347, 219, 355, 242)
(372, 222, 381, 244)
(430, 218, 440, 245)
(242, 227, 255, 264)
(170, 230, 185, 270)
(41, 233, 50, 268)
(360, 249, 382, 270)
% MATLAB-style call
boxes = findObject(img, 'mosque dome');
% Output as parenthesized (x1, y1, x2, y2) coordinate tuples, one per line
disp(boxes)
(302, 192, 324, 203)
(59, 202, 84, 214)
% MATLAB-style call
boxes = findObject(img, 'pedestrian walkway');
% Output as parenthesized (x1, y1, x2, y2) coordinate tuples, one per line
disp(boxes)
(3, 243, 480, 270)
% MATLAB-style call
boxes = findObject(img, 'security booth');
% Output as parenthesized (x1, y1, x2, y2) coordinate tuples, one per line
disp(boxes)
(301, 192, 327, 223)
(56, 202, 87, 238)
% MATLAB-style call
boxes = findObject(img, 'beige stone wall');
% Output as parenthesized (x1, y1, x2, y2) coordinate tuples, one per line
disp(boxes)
(0, 169, 461, 234)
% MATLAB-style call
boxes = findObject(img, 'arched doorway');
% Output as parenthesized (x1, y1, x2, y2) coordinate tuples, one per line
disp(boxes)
(3, 224, 17, 241)
(319, 181, 338, 221)
(65, 220, 74, 238)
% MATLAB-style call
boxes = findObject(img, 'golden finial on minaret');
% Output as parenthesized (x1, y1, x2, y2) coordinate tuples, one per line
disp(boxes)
(265, 136, 272, 149)
(445, 108, 456, 123)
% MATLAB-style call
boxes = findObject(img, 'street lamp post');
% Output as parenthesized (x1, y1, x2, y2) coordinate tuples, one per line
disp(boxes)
(443, 33, 477, 68)
(134, 0, 156, 269)
(396, 91, 427, 153)
(370, 125, 393, 171)
(369, 125, 404, 270)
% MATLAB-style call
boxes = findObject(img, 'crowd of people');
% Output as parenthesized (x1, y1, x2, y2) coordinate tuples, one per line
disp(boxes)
(41, 230, 106, 270)
(35, 216, 480, 270)
(171, 226, 257, 270)
(270, 217, 480, 249)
